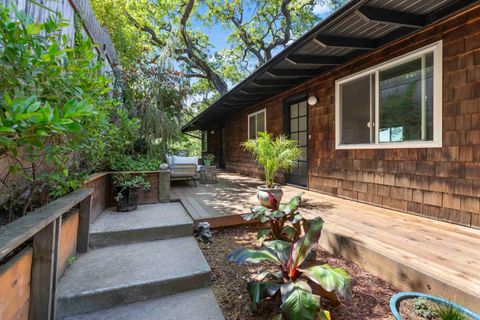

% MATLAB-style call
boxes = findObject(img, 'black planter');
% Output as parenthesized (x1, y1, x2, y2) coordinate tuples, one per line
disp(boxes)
(115, 186, 139, 212)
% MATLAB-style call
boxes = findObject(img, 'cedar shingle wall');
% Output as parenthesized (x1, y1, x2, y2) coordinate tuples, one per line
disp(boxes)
(214, 5, 480, 229)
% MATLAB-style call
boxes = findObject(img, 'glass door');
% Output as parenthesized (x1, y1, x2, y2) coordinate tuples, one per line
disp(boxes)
(285, 100, 308, 187)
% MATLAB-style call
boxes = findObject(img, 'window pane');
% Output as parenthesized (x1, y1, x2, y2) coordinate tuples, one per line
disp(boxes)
(299, 116, 307, 131)
(340, 75, 372, 144)
(256, 111, 265, 133)
(291, 118, 298, 132)
(291, 104, 298, 117)
(300, 147, 307, 160)
(299, 101, 307, 116)
(299, 162, 307, 176)
(299, 132, 307, 146)
(379, 53, 433, 142)
(291, 132, 299, 143)
(249, 115, 256, 139)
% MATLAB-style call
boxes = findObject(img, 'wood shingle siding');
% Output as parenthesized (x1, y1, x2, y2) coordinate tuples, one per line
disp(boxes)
(210, 3, 480, 229)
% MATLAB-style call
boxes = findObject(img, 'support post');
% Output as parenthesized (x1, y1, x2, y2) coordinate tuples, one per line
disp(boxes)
(29, 217, 61, 320)
(77, 194, 92, 253)
(159, 170, 171, 203)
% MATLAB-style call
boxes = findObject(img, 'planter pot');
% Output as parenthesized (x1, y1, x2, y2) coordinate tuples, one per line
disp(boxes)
(390, 292, 480, 320)
(203, 160, 211, 166)
(257, 185, 283, 208)
(115, 186, 139, 212)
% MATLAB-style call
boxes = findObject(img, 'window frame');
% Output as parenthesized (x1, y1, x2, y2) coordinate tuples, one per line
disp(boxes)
(335, 41, 443, 150)
(248, 108, 267, 139)
(201, 131, 208, 152)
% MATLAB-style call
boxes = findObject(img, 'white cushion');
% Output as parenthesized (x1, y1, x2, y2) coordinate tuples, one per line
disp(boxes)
(172, 155, 198, 165)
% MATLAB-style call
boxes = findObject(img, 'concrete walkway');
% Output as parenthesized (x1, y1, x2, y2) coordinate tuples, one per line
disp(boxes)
(56, 202, 224, 319)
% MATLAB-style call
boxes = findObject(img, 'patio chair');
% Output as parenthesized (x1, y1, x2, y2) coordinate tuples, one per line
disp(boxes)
(169, 163, 198, 187)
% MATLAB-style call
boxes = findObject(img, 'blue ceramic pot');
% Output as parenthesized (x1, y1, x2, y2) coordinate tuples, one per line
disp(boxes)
(390, 292, 480, 320)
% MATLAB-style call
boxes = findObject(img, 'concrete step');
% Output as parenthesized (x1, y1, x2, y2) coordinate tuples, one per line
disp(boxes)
(90, 203, 193, 247)
(56, 237, 211, 318)
(62, 287, 224, 320)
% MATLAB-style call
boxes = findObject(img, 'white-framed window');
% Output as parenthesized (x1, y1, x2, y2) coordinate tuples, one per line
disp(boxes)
(335, 41, 442, 149)
(248, 108, 266, 139)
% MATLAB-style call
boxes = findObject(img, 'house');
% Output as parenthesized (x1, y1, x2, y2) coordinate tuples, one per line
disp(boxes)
(182, 0, 480, 229)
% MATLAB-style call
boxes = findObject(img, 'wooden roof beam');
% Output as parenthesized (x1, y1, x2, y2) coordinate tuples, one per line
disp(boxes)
(266, 68, 327, 77)
(314, 35, 377, 50)
(252, 79, 303, 87)
(240, 87, 288, 94)
(357, 6, 425, 28)
(286, 54, 343, 65)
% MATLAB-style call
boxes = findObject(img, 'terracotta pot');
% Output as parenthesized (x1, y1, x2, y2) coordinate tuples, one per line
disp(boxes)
(257, 185, 283, 208)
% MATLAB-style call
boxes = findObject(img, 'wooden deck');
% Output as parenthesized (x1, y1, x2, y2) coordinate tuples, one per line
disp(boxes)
(171, 171, 480, 312)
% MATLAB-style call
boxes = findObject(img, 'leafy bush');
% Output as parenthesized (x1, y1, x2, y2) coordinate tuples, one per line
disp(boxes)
(112, 173, 151, 202)
(242, 132, 301, 188)
(243, 192, 307, 242)
(228, 218, 351, 319)
(0, 4, 134, 222)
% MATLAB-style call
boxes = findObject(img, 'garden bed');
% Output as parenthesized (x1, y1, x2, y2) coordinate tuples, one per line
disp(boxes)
(198, 226, 398, 320)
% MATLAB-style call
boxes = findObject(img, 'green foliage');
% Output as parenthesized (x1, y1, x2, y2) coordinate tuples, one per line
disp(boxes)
(0, 4, 131, 222)
(242, 132, 302, 188)
(109, 155, 162, 172)
(434, 303, 467, 320)
(204, 153, 215, 162)
(413, 298, 438, 319)
(112, 173, 151, 202)
(228, 218, 351, 319)
(243, 192, 306, 242)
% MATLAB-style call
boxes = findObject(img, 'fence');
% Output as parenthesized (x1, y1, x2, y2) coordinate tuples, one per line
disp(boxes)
(1, 0, 119, 70)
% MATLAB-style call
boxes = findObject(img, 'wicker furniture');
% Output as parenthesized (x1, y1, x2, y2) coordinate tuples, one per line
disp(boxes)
(169, 164, 198, 187)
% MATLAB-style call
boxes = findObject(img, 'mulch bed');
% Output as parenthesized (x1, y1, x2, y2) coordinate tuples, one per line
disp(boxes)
(198, 226, 398, 320)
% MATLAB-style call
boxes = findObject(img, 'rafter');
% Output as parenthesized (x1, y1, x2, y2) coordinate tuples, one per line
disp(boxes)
(286, 54, 342, 65)
(252, 78, 303, 87)
(267, 67, 329, 77)
(314, 35, 377, 50)
(356, 6, 425, 28)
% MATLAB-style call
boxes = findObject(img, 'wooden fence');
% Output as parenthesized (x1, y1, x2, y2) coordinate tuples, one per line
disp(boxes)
(1, 0, 119, 70)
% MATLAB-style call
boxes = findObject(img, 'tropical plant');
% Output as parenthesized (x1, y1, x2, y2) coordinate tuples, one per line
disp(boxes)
(228, 218, 351, 320)
(243, 192, 307, 242)
(112, 173, 151, 202)
(242, 132, 302, 188)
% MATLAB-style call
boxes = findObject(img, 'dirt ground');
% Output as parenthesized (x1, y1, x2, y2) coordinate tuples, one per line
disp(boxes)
(198, 226, 398, 320)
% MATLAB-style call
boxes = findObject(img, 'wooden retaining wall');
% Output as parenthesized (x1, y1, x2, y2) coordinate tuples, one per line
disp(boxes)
(0, 189, 93, 320)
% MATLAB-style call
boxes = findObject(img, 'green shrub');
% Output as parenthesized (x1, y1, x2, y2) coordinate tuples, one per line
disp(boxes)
(0, 4, 133, 221)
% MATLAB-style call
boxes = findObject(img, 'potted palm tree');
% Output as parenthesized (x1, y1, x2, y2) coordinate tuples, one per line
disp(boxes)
(242, 132, 302, 207)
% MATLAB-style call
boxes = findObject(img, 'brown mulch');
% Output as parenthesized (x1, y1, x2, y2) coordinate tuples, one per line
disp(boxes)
(198, 226, 398, 320)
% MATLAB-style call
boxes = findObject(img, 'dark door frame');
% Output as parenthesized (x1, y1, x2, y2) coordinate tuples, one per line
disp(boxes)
(283, 92, 309, 188)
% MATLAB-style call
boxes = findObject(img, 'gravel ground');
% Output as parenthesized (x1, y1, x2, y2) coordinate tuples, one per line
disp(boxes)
(198, 226, 398, 320)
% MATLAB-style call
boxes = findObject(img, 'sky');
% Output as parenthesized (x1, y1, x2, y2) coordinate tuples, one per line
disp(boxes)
(197, 3, 334, 55)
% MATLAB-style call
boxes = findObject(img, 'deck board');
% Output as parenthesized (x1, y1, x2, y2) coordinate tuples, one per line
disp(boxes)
(170, 171, 480, 311)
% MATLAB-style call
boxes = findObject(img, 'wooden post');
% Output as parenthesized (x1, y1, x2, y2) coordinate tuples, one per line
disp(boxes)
(29, 217, 61, 320)
(77, 194, 92, 253)
(158, 170, 171, 203)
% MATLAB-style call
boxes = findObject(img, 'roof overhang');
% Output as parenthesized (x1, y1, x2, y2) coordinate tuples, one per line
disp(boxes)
(182, 0, 478, 132)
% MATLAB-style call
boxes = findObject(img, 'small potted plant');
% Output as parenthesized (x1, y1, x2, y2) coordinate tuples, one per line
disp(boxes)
(113, 173, 151, 212)
(242, 132, 301, 207)
(203, 153, 215, 166)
